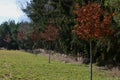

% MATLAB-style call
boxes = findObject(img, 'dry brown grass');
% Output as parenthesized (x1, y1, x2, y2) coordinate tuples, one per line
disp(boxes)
(108, 67, 120, 78)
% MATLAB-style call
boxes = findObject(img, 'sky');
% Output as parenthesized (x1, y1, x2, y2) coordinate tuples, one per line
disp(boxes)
(0, 0, 30, 24)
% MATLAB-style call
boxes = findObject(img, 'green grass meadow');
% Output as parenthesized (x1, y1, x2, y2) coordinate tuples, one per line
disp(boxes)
(0, 50, 119, 80)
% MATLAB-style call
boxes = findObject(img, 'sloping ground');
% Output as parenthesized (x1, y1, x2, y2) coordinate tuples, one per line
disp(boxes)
(0, 50, 119, 80)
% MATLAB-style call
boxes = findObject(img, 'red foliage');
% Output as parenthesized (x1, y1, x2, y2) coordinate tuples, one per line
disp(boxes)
(73, 2, 114, 40)
(31, 31, 42, 42)
(4, 33, 11, 43)
(42, 23, 59, 41)
(17, 31, 26, 41)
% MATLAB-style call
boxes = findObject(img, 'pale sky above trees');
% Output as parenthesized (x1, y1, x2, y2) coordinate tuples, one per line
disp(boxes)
(0, 0, 30, 24)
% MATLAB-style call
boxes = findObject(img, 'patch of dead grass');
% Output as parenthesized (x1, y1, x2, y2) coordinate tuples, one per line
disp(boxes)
(109, 67, 120, 78)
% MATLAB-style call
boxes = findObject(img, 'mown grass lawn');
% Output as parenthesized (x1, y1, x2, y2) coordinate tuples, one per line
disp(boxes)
(0, 50, 119, 80)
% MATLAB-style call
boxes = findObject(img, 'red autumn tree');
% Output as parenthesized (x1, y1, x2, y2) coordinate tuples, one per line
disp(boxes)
(4, 32, 11, 43)
(17, 31, 26, 41)
(73, 3, 113, 40)
(17, 31, 26, 49)
(31, 30, 43, 50)
(73, 2, 114, 80)
(31, 31, 42, 42)
(3, 32, 12, 49)
(42, 22, 59, 63)
(43, 24, 59, 41)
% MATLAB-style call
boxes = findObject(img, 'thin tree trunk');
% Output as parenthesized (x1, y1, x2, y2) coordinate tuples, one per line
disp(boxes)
(49, 51, 50, 63)
(90, 40, 92, 80)
(48, 41, 51, 63)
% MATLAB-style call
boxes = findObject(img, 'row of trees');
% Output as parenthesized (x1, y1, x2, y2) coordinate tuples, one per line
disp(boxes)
(0, 20, 58, 51)
(0, 21, 32, 50)
(22, 0, 120, 66)
(0, 0, 120, 66)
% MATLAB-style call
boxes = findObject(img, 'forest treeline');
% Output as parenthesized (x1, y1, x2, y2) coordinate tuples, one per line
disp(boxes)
(0, 0, 120, 66)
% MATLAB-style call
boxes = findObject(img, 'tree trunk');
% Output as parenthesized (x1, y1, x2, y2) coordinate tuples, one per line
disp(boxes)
(49, 50, 51, 63)
(48, 41, 52, 63)
(90, 40, 92, 80)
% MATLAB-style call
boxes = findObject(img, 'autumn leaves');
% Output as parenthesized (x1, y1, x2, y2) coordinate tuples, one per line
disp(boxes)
(73, 2, 113, 40)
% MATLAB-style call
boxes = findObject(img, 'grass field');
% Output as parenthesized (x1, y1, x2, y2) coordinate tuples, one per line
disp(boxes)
(0, 50, 119, 80)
